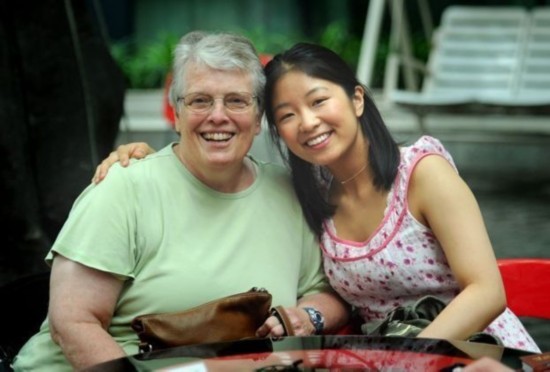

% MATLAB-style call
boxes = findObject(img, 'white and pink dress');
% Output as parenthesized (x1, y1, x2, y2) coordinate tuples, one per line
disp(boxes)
(320, 136, 540, 352)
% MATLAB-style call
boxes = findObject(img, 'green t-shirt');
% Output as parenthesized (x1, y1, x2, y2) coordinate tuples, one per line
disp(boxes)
(13, 145, 330, 371)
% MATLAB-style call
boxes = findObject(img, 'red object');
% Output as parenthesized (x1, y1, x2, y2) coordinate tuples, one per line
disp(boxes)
(163, 72, 176, 127)
(520, 351, 550, 371)
(259, 53, 273, 66)
(173, 349, 474, 370)
(336, 258, 550, 334)
(497, 258, 550, 319)
(90, 335, 524, 370)
(162, 54, 274, 128)
(333, 314, 363, 335)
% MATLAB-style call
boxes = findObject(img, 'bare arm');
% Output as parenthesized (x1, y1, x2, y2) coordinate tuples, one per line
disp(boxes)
(49, 255, 125, 370)
(408, 155, 506, 341)
(92, 142, 156, 184)
(256, 291, 349, 337)
(297, 291, 350, 333)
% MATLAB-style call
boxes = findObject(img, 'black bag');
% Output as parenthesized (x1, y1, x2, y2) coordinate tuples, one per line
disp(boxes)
(361, 295, 502, 345)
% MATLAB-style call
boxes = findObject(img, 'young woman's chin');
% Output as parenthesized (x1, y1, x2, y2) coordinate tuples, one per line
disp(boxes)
(294, 150, 335, 168)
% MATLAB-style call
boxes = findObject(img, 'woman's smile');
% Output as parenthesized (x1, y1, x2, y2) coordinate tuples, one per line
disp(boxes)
(304, 131, 332, 148)
(201, 131, 235, 142)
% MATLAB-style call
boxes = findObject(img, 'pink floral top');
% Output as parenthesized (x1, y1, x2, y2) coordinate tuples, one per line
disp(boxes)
(320, 136, 540, 352)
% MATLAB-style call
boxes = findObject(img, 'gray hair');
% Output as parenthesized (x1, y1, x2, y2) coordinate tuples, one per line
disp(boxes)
(169, 31, 265, 113)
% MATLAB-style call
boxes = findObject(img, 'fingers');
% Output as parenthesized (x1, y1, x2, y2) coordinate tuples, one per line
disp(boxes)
(256, 315, 286, 338)
(116, 143, 144, 166)
(256, 307, 316, 339)
(91, 165, 102, 184)
(91, 152, 116, 184)
(91, 143, 152, 184)
(281, 307, 315, 336)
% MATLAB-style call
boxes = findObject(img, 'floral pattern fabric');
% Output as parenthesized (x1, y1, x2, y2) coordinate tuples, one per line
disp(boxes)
(320, 136, 540, 352)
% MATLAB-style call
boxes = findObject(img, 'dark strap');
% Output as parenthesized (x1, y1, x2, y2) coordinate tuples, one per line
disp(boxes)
(270, 306, 295, 336)
(138, 342, 153, 354)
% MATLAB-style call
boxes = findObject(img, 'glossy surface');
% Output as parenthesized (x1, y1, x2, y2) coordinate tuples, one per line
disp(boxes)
(85, 336, 533, 371)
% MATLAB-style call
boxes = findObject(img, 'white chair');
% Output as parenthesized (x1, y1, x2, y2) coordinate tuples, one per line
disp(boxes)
(387, 6, 550, 133)
(518, 7, 550, 104)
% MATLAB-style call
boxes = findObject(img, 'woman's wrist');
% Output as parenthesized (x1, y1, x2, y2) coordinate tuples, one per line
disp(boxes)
(302, 307, 325, 335)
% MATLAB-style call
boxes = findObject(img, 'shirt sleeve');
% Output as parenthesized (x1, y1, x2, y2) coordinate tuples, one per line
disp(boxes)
(296, 225, 334, 298)
(46, 164, 139, 279)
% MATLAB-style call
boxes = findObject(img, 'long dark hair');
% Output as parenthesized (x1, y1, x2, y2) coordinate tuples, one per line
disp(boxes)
(263, 43, 400, 237)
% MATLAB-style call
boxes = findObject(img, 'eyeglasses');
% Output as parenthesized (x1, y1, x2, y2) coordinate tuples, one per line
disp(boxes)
(177, 92, 257, 113)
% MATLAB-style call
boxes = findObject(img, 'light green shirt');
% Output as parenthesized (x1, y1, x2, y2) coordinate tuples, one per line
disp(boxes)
(14, 144, 329, 371)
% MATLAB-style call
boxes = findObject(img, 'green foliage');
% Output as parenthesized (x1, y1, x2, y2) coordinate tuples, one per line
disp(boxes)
(238, 27, 307, 55)
(109, 24, 427, 90)
(318, 21, 362, 70)
(411, 34, 431, 62)
(111, 33, 179, 89)
(111, 29, 305, 89)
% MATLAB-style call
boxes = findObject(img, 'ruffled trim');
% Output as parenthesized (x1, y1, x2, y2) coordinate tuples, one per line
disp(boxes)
(321, 136, 455, 262)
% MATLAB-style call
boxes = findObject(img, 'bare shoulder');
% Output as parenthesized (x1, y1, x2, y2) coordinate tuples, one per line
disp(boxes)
(410, 153, 462, 192)
(408, 154, 470, 221)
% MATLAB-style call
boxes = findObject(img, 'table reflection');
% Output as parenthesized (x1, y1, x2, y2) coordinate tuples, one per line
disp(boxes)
(85, 335, 533, 371)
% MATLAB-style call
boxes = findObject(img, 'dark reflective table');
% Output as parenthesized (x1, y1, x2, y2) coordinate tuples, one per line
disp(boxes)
(86, 336, 533, 371)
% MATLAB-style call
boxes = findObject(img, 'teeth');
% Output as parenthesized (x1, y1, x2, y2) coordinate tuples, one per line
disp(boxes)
(307, 133, 329, 146)
(202, 132, 233, 141)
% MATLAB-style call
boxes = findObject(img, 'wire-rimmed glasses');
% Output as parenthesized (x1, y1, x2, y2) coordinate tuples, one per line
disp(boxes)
(177, 92, 257, 113)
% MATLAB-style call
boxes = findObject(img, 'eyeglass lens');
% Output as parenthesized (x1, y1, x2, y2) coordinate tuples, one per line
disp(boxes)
(181, 93, 254, 112)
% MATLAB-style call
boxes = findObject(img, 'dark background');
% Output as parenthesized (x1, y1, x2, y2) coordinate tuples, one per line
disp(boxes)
(0, 0, 125, 284)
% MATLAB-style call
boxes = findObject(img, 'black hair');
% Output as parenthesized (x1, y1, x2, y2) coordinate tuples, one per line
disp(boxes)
(263, 42, 400, 237)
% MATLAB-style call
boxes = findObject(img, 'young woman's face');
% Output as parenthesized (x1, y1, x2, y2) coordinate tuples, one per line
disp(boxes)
(271, 71, 365, 167)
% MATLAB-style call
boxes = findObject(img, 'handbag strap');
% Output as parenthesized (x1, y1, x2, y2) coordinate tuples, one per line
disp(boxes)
(270, 306, 295, 336)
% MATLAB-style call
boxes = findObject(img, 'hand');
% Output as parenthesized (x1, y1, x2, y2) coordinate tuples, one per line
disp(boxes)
(92, 142, 155, 184)
(461, 357, 513, 372)
(255, 307, 315, 338)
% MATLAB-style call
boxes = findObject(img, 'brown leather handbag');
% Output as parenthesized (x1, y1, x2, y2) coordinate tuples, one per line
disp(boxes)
(131, 287, 273, 353)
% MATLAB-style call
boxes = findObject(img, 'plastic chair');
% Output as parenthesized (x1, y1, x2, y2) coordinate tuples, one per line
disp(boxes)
(497, 258, 550, 319)
(387, 6, 550, 133)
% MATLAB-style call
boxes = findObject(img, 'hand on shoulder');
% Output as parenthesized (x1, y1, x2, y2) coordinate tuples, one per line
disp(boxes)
(92, 142, 156, 184)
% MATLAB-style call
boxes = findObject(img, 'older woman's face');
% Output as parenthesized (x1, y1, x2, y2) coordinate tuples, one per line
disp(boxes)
(174, 64, 261, 172)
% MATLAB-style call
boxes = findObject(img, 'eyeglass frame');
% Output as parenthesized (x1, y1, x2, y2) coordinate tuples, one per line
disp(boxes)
(176, 92, 258, 113)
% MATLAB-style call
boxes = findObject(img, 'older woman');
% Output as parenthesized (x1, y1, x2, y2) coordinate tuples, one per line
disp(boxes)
(13, 32, 348, 371)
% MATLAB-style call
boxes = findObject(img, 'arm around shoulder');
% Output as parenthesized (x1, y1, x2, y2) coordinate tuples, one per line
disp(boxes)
(92, 142, 156, 184)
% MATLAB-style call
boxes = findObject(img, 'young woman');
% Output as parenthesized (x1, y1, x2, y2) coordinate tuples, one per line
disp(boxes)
(262, 42, 538, 352)
(97, 42, 540, 353)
